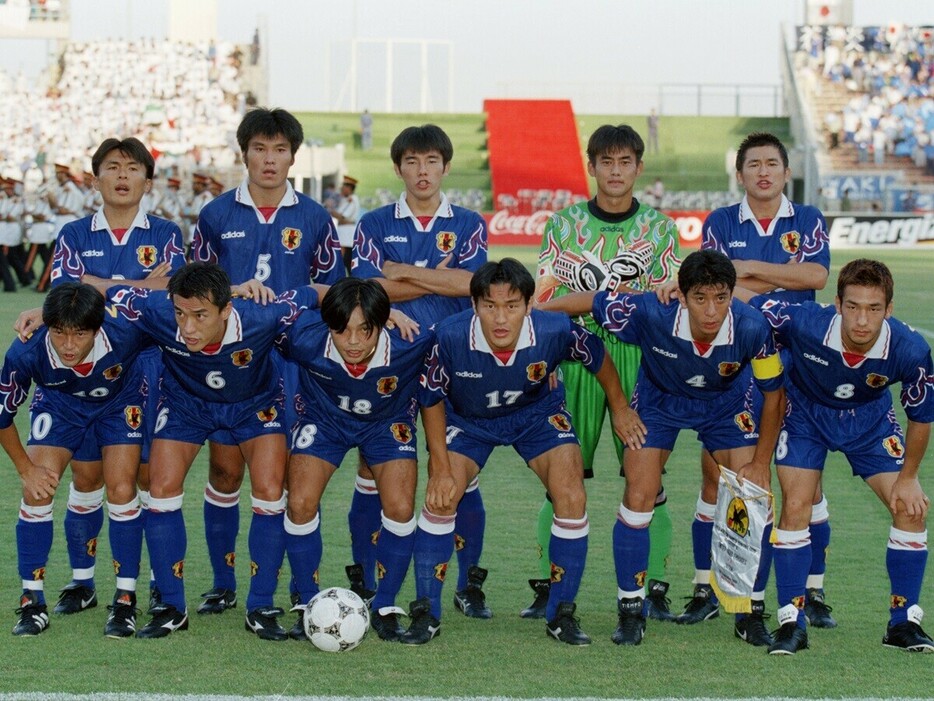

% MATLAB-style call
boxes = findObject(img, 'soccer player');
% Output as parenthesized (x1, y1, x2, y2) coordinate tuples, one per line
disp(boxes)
(106, 262, 320, 640)
(28, 137, 184, 619)
(659, 132, 832, 632)
(759, 259, 933, 654)
(532, 124, 681, 620)
(542, 249, 785, 645)
(352, 124, 489, 616)
(276, 277, 435, 642)
(191, 107, 343, 617)
(403, 259, 632, 645)
(2, 283, 150, 637)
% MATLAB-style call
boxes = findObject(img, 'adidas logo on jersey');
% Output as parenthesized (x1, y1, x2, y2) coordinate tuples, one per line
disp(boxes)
(727, 240, 747, 248)
(804, 353, 828, 366)
(82, 250, 105, 257)
(164, 347, 191, 357)
(385, 235, 408, 243)
(652, 346, 678, 359)
(455, 371, 483, 378)
(221, 230, 246, 239)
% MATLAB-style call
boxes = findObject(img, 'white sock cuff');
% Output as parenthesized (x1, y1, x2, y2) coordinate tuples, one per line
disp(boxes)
(693, 570, 711, 585)
(115, 577, 137, 592)
(617, 503, 653, 528)
(204, 484, 240, 508)
(810, 495, 830, 523)
(806, 574, 825, 589)
(552, 513, 589, 539)
(354, 476, 378, 495)
(417, 506, 455, 535)
(381, 512, 417, 537)
(888, 527, 927, 551)
(19, 500, 54, 522)
(137, 489, 151, 509)
(284, 513, 319, 536)
(107, 497, 142, 522)
(251, 494, 286, 515)
(618, 587, 645, 600)
(695, 496, 716, 521)
(67, 484, 104, 512)
(774, 527, 810, 549)
(465, 477, 480, 493)
(148, 494, 184, 513)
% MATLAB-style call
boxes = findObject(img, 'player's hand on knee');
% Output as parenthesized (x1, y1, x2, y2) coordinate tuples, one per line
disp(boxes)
(22, 463, 60, 502)
(425, 473, 457, 513)
(889, 476, 930, 522)
(611, 406, 647, 450)
(386, 308, 420, 341)
(735, 459, 772, 491)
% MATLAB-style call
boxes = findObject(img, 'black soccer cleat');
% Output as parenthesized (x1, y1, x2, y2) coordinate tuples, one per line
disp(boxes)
(196, 587, 237, 615)
(12, 591, 49, 636)
(371, 606, 407, 642)
(734, 600, 773, 647)
(136, 604, 189, 638)
(768, 622, 809, 655)
(104, 590, 138, 638)
(644, 579, 676, 622)
(611, 597, 646, 646)
(519, 579, 550, 619)
(245, 607, 288, 641)
(53, 582, 98, 615)
(883, 607, 934, 653)
(148, 584, 162, 614)
(400, 597, 441, 645)
(546, 601, 592, 646)
(345, 563, 376, 606)
(676, 583, 719, 624)
(804, 588, 837, 628)
(453, 565, 492, 619)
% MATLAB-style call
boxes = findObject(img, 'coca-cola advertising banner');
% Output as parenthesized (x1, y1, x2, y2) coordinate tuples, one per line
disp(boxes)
(484, 210, 708, 250)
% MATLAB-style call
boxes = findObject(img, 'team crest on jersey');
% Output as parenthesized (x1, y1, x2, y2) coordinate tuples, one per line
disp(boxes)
(172, 560, 184, 579)
(883, 435, 904, 458)
(86, 538, 97, 557)
(376, 561, 386, 581)
(376, 376, 398, 395)
(791, 595, 805, 610)
(103, 364, 123, 381)
(550, 563, 565, 583)
(257, 407, 278, 423)
(891, 594, 907, 608)
(634, 570, 646, 588)
(779, 231, 801, 255)
(866, 372, 889, 388)
(454, 534, 465, 552)
(548, 414, 571, 432)
(136, 245, 157, 267)
(527, 361, 548, 383)
(391, 422, 413, 444)
(32, 567, 45, 581)
(719, 361, 741, 376)
(734, 411, 756, 434)
(225, 552, 236, 568)
(231, 348, 253, 367)
(124, 406, 143, 430)
(726, 497, 749, 537)
(433, 563, 448, 582)
(436, 231, 457, 253)
(281, 227, 302, 250)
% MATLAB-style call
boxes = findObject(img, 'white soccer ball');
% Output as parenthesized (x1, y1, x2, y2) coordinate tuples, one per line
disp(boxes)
(303, 586, 370, 652)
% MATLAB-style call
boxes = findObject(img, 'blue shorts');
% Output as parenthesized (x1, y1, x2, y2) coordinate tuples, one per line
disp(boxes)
(290, 407, 418, 467)
(632, 377, 761, 453)
(775, 382, 903, 478)
(153, 391, 287, 446)
(28, 381, 145, 455)
(445, 395, 580, 468)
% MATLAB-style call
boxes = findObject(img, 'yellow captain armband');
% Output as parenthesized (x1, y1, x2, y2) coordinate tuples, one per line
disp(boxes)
(751, 353, 783, 380)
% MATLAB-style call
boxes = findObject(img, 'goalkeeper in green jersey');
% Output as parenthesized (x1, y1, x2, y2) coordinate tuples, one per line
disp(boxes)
(526, 124, 681, 620)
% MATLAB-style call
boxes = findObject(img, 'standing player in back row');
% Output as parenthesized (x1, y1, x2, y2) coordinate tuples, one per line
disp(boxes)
(351, 124, 489, 615)
(191, 107, 343, 616)
(531, 124, 681, 619)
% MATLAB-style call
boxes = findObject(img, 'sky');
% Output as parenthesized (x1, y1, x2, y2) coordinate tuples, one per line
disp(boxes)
(1, 0, 931, 114)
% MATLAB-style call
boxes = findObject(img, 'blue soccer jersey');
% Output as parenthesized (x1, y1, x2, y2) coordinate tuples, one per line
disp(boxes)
(192, 180, 344, 290)
(49, 209, 186, 286)
(351, 193, 487, 324)
(107, 285, 318, 406)
(592, 291, 784, 400)
(701, 194, 830, 304)
(759, 300, 934, 421)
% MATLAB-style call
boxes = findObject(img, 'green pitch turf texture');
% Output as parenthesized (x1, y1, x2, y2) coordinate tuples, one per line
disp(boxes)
(0, 247, 931, 698)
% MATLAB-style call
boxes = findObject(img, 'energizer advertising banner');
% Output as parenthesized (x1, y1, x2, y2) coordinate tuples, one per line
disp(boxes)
(827, 214, 934, 247)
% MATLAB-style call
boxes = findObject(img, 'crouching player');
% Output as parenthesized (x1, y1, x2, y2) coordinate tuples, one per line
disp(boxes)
(1, 283, 150, 637)
(404, 258, 633, 646)
(760, 259, 933, 654)
(276, 277, 434, 641)
(542, 249, 785, 646)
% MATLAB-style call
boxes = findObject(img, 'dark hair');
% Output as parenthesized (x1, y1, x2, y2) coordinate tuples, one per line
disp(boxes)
(470, 259, 535, 304)
(91, 137, 155, 179)
(735, 132, 789, 171)
(167, 263, 232, 309)
(236, 107, 304, 155)
(320, 277, 390, 333)
(836, 258, 894, 305)
(43, 282, 105, 332)
(390, 125, 454, 166)
(677, 250, 736, 295)
(587, 125, 645, 164)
